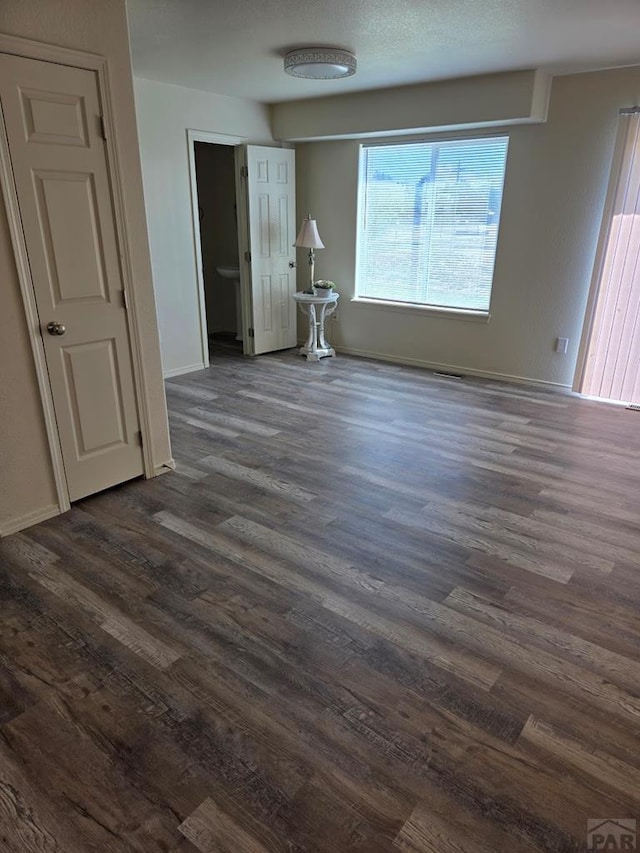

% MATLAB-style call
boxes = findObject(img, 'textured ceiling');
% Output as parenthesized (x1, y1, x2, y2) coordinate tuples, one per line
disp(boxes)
(126, 0, 640, 103)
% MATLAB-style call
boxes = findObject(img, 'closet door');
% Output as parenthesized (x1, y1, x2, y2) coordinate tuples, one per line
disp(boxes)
(0, 52, 143, 500)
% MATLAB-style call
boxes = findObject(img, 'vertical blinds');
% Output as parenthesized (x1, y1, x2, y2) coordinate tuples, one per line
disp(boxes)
(581, 111, 640, 403)
(356, 136, 509, 311)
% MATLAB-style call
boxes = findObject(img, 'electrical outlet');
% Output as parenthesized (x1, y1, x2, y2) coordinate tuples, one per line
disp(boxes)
(555, 337, 569, 354)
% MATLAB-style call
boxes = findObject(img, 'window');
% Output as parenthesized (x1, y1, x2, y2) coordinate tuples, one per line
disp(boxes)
(355, 135, 509, 313)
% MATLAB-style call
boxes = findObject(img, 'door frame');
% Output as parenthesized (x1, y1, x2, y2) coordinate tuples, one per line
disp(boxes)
(0, 32, 159, 514)
(186, 129, 249, 365)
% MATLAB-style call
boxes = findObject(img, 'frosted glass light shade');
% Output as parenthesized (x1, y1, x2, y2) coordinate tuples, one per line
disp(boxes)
(295, 217, 325, 249)
(284, 49, 357, 80)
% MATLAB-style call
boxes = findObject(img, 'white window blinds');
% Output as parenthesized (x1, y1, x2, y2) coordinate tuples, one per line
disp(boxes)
(356, 136, 509, 311)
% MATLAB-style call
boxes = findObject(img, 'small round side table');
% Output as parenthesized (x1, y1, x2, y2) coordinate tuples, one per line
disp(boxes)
(293, 291, 339, 362)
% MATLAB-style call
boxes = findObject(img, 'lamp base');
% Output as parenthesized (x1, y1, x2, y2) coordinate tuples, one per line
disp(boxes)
(308, 248, 316, 291)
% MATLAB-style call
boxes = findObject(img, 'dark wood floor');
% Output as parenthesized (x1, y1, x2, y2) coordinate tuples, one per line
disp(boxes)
(1, 350, 640, 852)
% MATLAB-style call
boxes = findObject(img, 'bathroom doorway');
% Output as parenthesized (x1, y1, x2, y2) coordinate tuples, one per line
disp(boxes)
(194, 140, 242, 356)
(187, 131, 247, 362)
(188, 135, 298, 363)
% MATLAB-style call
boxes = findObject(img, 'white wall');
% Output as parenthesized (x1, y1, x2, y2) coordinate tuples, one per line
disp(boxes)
(134, 78, 274, 376)
(0, 0, 171, 535)
(296, 67, 640, 387)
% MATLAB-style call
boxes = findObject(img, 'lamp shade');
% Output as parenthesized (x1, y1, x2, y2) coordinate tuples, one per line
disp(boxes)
(295, 216, 325, 249)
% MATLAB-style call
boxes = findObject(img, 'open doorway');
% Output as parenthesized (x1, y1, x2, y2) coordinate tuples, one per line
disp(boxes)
(187, 130, 249, 365)
(188, 138, 298, 362)
(575, 109, 640, 405)
(192, 140, 242, 357)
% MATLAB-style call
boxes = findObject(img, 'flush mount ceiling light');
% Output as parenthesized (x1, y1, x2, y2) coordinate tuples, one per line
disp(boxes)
(284, 48, 357, 80)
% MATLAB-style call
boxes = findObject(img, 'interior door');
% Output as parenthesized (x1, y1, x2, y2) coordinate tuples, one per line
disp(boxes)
(244, 145, 297, 354)
(0, 53, 144, 501)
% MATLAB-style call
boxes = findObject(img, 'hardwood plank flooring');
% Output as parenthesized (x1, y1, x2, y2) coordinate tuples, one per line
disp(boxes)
(2, 349, 640, 852)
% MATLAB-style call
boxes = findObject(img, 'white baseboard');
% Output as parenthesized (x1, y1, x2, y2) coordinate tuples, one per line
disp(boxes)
(334, 345, 572, 391)
(0, 503, 61, 538)
(163, 362, 207, 379)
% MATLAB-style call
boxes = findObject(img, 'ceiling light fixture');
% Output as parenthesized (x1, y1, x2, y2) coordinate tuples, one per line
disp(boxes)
(284, 48, 357, 80)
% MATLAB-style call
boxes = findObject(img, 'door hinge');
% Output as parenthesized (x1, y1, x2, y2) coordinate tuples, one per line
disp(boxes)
(134, 430, 143, 446)
(99, 116, 107, 141)
(240, 165, 248, 178)
(122, 290, 129, 311)
(248, 328, 255, 338)
(244, 250, 251, 263)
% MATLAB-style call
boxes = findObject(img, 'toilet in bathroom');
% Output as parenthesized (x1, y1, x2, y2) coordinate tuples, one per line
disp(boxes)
(216, 266, 242, 341)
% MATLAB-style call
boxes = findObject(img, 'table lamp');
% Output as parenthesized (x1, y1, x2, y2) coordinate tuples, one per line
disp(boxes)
(295, 215, 325, 291)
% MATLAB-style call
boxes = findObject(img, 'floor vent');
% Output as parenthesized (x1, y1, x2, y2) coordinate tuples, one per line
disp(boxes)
(433, 371, 466, 380)
(626, 403, 640, 411)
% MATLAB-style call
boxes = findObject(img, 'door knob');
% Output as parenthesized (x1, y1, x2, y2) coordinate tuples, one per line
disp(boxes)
(47, 321, 66, 336)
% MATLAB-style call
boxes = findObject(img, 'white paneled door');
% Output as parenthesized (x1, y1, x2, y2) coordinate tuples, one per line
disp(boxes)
(245, 145, 296, 355)
(0, 53, 144, 501)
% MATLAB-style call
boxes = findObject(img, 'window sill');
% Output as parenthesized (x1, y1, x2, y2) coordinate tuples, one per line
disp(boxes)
(350, 297, 491, 323)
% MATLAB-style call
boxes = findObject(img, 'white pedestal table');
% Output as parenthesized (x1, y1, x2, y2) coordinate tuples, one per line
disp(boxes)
(293, 291, 339, 362)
